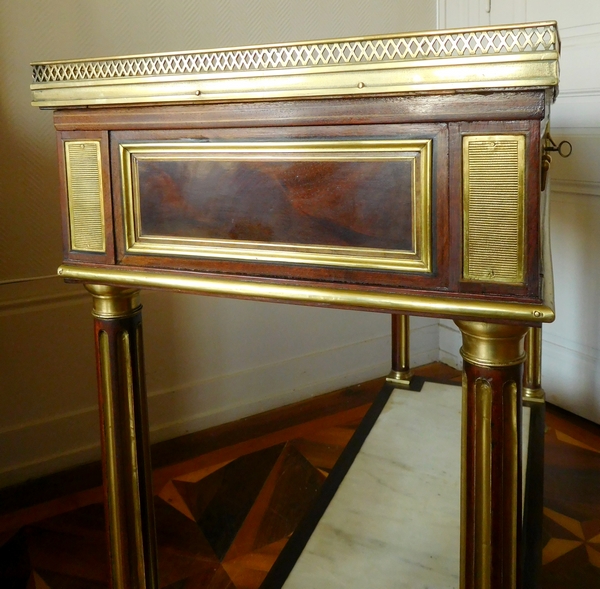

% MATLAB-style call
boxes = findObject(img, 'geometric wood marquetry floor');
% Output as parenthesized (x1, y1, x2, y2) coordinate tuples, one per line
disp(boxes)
(0, 430, 351, 589)
(0, 377, 373, 589)
(0, 363, 599, 588)
(541, 404, 600, 588)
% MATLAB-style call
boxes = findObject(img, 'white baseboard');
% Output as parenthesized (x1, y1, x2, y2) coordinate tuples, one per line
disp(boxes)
(543, 338, 600, 425)
(410, 318, 441, 368)
(438, 320, 462, 370)
(0, 318, 438, 488)
(146, 334, 393, 444)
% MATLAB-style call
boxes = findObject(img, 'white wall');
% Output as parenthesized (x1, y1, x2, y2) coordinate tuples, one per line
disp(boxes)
(0, 1, 438, 488)
(438, 0, 600, 424)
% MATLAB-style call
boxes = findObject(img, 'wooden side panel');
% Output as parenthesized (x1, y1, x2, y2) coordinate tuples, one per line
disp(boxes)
(52, 92, 546, 301)
(136, 157, 414, 251)
(53, 91, 546, 131)
(111, 123, 449, 291)
(449, 120, 541, 300)
(56, 128, 115, 265)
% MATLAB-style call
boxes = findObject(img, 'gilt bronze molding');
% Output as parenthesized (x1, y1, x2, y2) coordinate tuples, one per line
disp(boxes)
(31, 22, 559, 108)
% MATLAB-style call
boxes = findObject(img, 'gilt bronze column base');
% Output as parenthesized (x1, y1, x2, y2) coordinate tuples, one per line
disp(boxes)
(385, 369, 414, 388)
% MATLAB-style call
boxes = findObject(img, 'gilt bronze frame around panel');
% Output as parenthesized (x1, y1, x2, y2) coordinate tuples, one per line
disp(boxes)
(119, 140, 432, 274)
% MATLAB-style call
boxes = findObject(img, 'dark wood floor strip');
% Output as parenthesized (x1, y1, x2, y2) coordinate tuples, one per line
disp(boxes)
(260, 382, 395, 589)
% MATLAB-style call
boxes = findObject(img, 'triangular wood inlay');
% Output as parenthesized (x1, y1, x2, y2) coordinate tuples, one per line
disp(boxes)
(544, 508, 585, 540)
(158, 481, 196, 522)
(556, 431, 600, 454)
(30, 571, 51, 589)
(586, 544, 600, 569)
(196, 444, 285, 560)
(542, 538, 583, 565)
(582, 519, 600, 543)
(174, 460, 234, 484)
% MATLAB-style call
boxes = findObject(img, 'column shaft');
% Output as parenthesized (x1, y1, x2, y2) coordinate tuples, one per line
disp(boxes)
(523, 326, 545, 403)
(386, 314, 413, 388)
(455, 320, 528, 589)
(87, 285, 158, 589)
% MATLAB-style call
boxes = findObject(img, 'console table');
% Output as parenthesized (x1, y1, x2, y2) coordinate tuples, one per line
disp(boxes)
(32, 21, 560, 589)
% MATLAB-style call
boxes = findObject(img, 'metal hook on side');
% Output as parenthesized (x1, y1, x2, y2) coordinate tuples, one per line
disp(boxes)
(541, 133, 572, 191)
(545, 134, 573, 158)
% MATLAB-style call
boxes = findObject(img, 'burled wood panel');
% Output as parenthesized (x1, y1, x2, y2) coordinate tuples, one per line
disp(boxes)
(137, 158, 414, 250)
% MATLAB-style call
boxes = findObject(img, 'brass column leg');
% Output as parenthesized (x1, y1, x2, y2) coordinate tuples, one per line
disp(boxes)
(86, 285, 159, 589)
(386, 314, 413, 388)
(455, 321, 528, 589)
(523, 326, 545, 404)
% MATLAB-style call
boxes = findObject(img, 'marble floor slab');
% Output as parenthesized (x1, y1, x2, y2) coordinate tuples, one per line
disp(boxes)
(283, 382, 531, 589)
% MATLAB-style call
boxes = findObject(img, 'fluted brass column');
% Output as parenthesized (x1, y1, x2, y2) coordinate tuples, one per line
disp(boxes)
(455, 321, 528, 589)
(523, 326, 545, 404)
(86, 285, 158, 589)
(386, 314, 413, 388)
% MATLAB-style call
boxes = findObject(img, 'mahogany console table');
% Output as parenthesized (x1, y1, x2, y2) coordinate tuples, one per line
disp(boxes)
(32, 21, 560, 589)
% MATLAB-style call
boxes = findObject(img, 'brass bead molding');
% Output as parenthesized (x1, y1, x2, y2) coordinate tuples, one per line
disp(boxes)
(386, 370, 413, 386)
(85, 284, 142, 319)
(62, 265, 555, 324)
(455, 320, 528, 368)
(31, 22, 559, 108)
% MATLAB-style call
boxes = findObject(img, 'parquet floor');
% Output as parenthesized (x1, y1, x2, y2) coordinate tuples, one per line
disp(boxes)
(0, 363, 598, 588)
(0, 377, 380, 589)
(541, 404, 600, 587)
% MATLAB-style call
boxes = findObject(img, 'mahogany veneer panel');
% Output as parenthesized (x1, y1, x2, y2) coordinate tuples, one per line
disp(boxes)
(56, 130, 115, 265)
(136, 158, 414, 250)
(53, 91, 546, 131)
